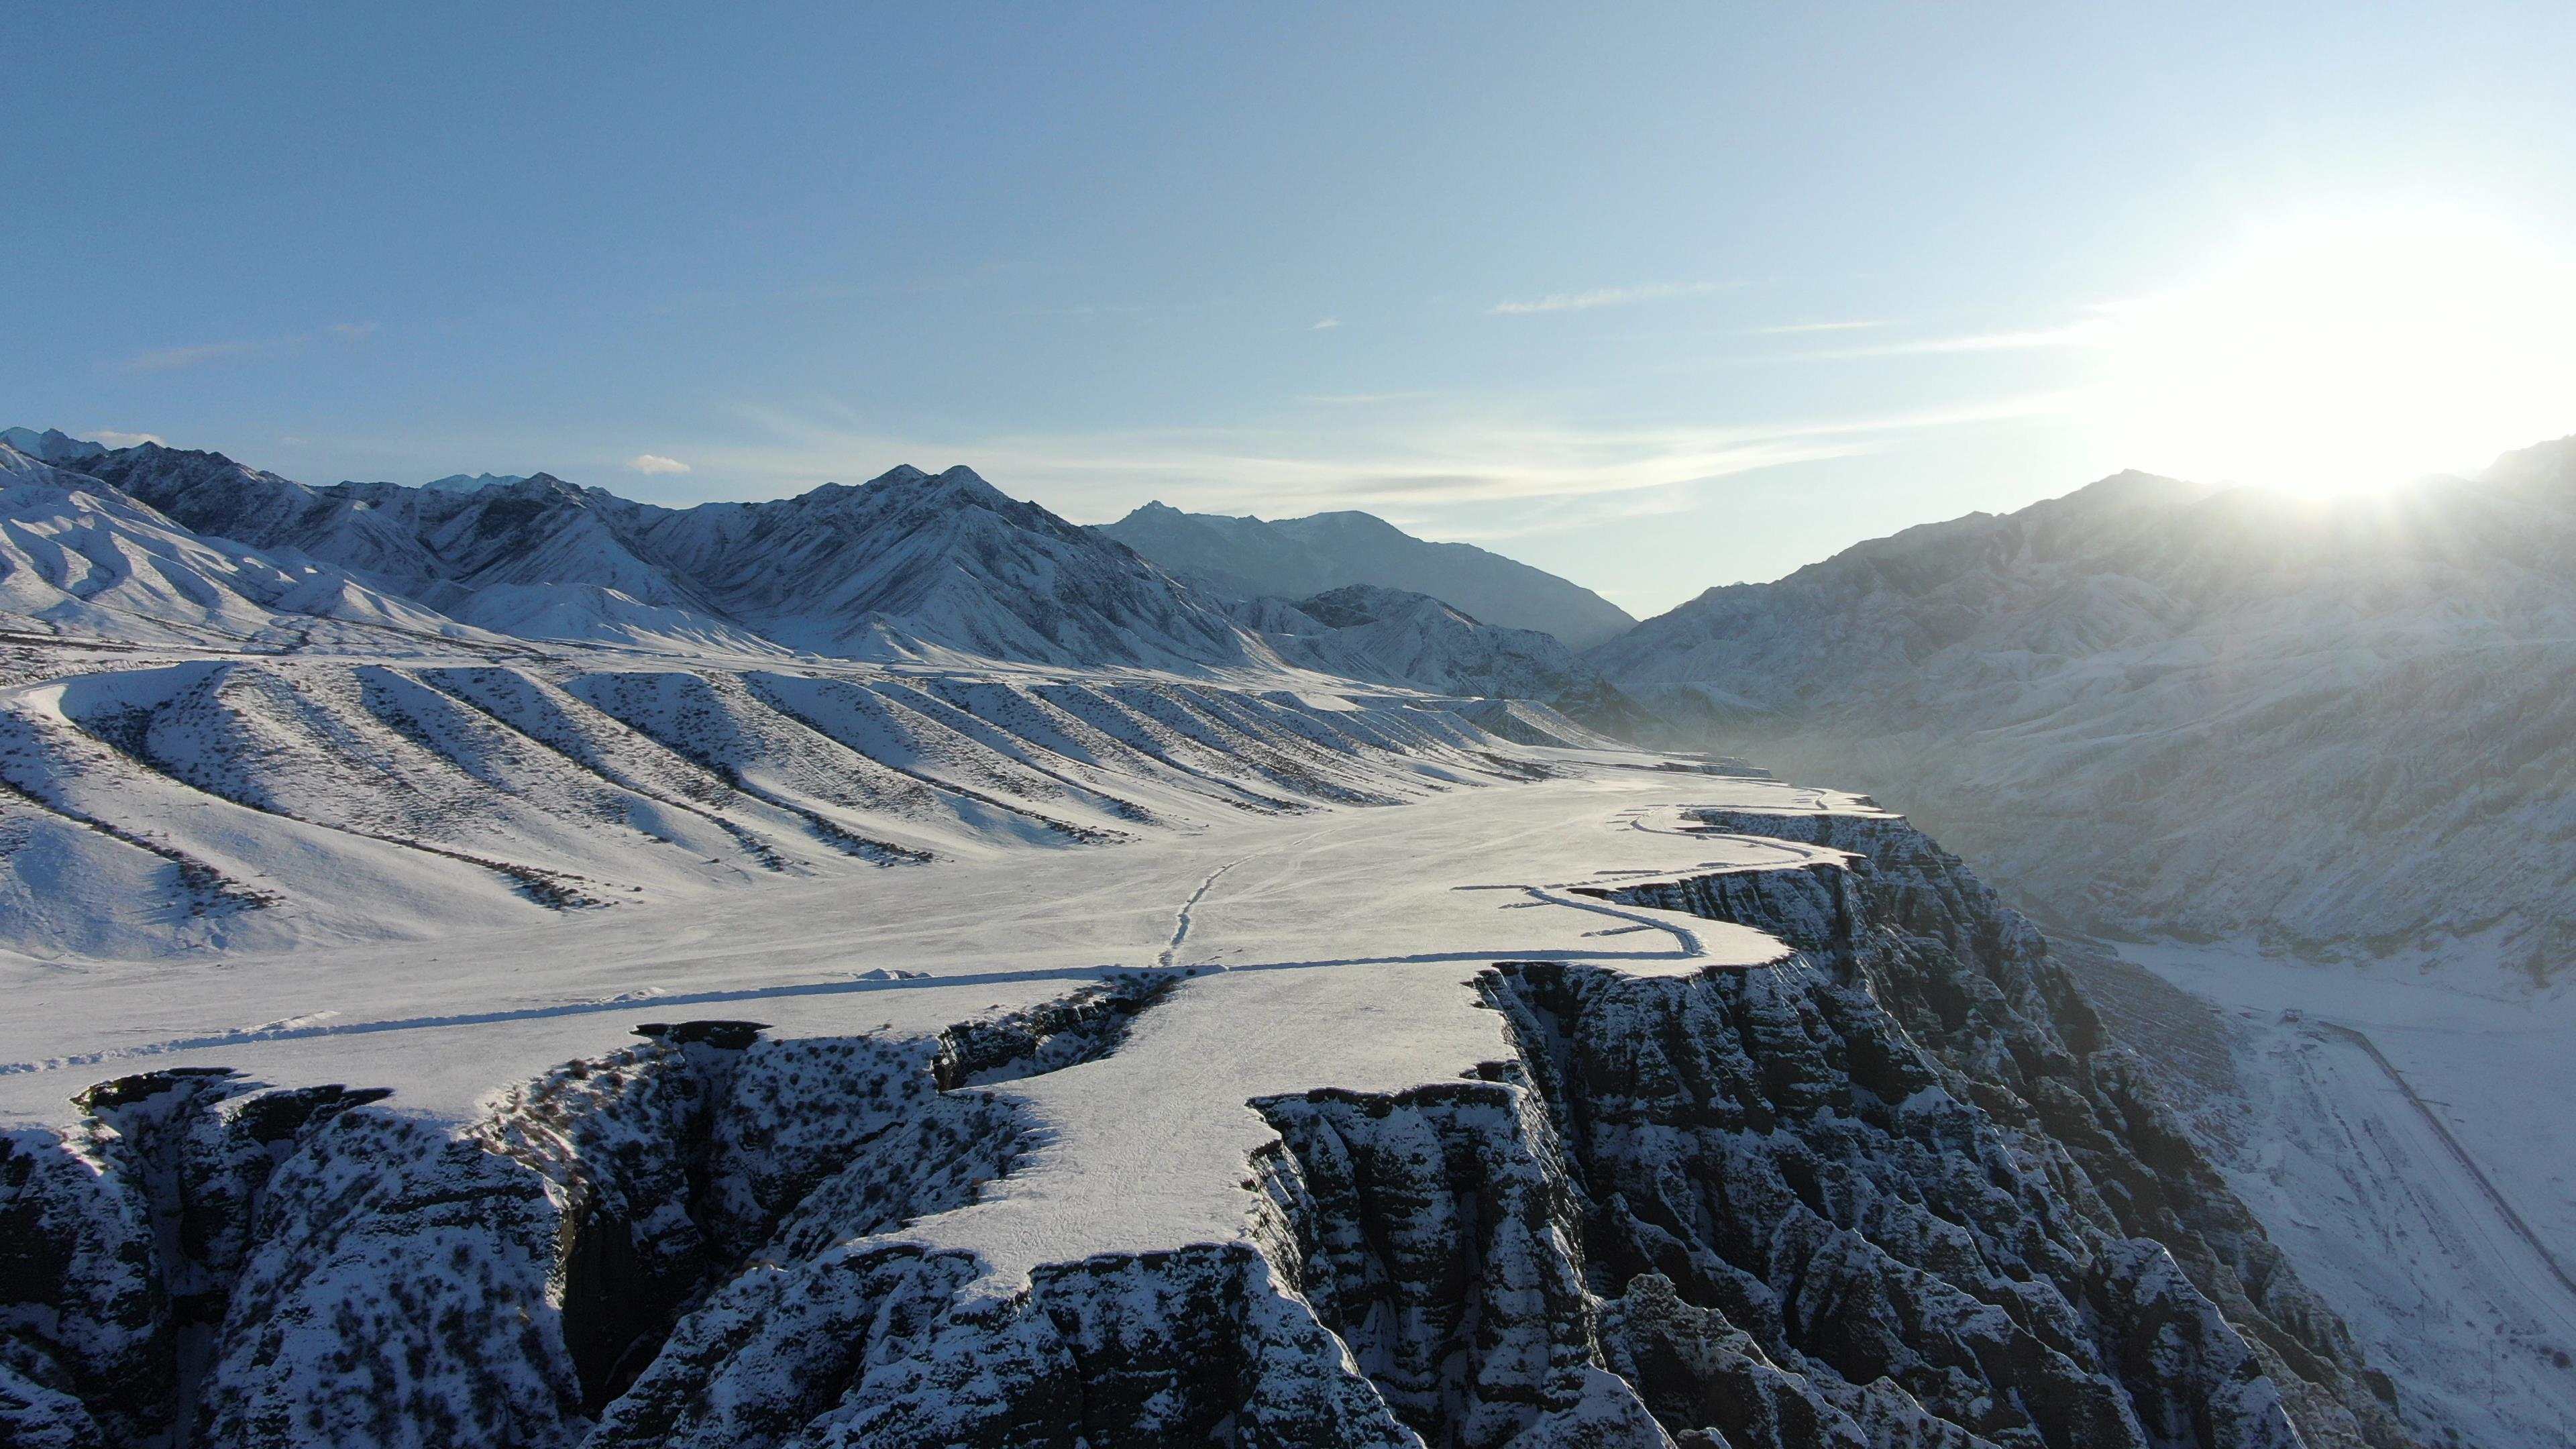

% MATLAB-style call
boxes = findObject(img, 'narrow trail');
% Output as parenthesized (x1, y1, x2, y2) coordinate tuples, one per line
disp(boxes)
(2316, 1019, 2576, 1309)
(1158, 858, 1242, 969)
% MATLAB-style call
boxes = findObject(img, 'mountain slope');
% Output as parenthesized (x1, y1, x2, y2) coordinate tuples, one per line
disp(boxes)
(1248, 584, 1659, 741)
(1102, 502, 1637, 649)
(1589, 443, 2576, 969)
(0, 443, 492, 650)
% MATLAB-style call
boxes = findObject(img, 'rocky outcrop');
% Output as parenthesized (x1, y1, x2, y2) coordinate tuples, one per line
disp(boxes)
(0, 1069, 390, 1448)
(1252, 1081, 1666, 1448)
(1578, 810, 2416, 1449)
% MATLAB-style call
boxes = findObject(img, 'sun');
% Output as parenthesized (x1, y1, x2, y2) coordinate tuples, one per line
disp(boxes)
(2100, 207, 2576, 496)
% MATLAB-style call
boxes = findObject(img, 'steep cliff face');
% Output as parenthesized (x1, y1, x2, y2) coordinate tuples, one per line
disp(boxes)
(1, 814, 2414, 1448)
(1579, 811, 2412, 1449)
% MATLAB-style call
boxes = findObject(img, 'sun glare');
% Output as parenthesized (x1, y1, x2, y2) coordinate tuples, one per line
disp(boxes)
(2102, 209, 2576, 496)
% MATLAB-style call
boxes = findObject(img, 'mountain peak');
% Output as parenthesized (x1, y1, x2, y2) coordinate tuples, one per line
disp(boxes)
(1, 427, 108, 466)
(927, 464, 1008, 502)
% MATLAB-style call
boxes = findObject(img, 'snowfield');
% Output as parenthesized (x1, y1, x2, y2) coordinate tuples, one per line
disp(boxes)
(1, 775, 1843, 1240)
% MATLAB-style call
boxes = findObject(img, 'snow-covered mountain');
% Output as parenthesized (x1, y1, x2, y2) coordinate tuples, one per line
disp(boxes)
(1591, 442, 2576, 971)
(1247, 583, 1660, 741)
(1101, 501, 1638, 650)
(0, 442, 494, 650)
(0, 427, 109, 466)
(75, 444, 1260, 669)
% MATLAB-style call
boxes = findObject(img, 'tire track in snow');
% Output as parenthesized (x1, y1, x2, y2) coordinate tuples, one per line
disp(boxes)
(1159, 858, 1242, 969)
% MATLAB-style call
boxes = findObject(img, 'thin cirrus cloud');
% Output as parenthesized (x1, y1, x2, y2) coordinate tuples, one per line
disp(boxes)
(1487, 280, 1744, 315)
(1752, 319, 1891, 335)
(127, 341, 265, 374)
(627, 453, 692, 475)
(125, 323, 376, 374)
(697, 388, 2076, 527)
(1805, 313, 2121, 359)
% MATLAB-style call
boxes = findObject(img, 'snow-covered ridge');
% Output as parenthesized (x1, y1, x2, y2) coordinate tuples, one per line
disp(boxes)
(0, 444, 508, 663)
(0, 642, 1568, 961)
(1589, 439, 2576, 969)
(60, 441, 1258, 670)
(9, 431, 1672, 742)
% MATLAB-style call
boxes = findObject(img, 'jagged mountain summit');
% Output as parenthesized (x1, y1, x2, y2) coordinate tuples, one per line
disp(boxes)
(70, 443, 1258, 670)
(1588, 441, 2576, 970)
(419, 471, 531, 494)
(1102, 501, 1638, 650)
(1246, 583, 1661, 741)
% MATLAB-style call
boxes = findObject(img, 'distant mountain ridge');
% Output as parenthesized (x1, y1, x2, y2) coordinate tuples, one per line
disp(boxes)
(0, 427, 107, 466)
(1246, 584, 1660, 739)
(1589, 441, 2576, 970)
(72, 444, 1257, 671)
(1099, 502, 1636, 650)
(0, 441, 492, 649)
(5, 431, 1650, 739)
(420, 472, 529, 494)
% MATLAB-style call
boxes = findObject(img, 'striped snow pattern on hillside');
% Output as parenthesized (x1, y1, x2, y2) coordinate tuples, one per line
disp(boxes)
(0, 661, 1545, 960)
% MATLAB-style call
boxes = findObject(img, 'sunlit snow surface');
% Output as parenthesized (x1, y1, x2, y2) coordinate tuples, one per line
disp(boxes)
(2123, 942, 2576, 1446)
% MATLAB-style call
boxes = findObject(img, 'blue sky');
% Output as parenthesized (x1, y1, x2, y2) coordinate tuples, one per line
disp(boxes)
(11, 3, 2576, 613)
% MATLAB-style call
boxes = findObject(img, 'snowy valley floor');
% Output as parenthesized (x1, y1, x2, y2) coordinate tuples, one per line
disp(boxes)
(2, 772, 1853, 1274)
(2087, 941, 2576, 1446)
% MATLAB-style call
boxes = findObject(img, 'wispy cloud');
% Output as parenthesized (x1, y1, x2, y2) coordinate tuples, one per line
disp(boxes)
(1489, 280, 1743, 316)
(1297, 390, 1432, 406)
(691, 387, 2078, 529)
(90, 429, 166, 448)
(124, 323, 376, 374)
(1753, 319, 1890, 335)
(1311, 317, 1342, 330)
(1807, 313, 2121, 358)
(627, 453, 692, 475)
(128, 341, 264, 374)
